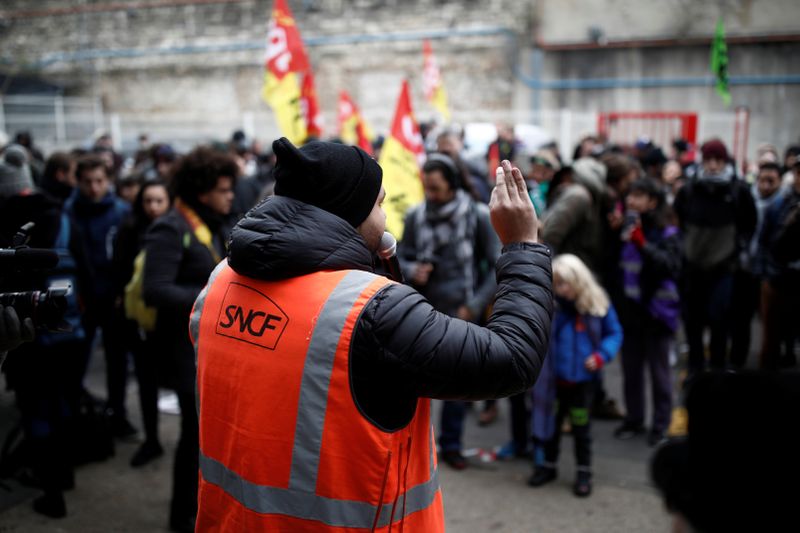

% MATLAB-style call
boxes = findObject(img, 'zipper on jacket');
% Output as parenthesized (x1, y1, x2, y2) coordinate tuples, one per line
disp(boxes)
(371, 451, 392, 532)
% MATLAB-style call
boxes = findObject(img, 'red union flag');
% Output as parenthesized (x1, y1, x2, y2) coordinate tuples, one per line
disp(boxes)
(388, 80, 424, 160)
(422, 40, 450, 121)
(265, 0, 309, 80)
(262, 0, 309, 144)
(378, 80, 425, 237)
(301, 70, 323, 139)
(338, 91, 373, 154)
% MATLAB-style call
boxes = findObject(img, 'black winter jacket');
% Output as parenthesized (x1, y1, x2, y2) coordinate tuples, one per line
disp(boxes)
(228, 195, 553, 431)
(673, 176, 757, 273)
(143, 207, 230, 392)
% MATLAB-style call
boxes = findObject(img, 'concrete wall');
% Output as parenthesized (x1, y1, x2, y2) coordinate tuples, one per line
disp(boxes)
(538, 0, 798, 43)
(0, 0, 797, 158)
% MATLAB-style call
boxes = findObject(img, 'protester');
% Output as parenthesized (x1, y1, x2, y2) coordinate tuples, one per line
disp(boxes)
(40, 152, 77, 204)
(614, 178, 681, 446)
(399, 153, 501, 470)
(486, 123, 520, 184)
(782, 145, 800, 189)
(758, 158, 800, 369)
(730, 162, 784, 368)
(189, 139, 551, 530)
(436, 129, 492, 203)
(541, 157, 607, 277)
(541, 156, 624, 420)
(116, 174, 142, 205)
(528, 254, 622, 497)
(65, 155, 135, 437)
(527, 149, 561, 216)
(142, 147, 236, 532)
(673, 139, 757, 375)
(114, 179, 172, 467)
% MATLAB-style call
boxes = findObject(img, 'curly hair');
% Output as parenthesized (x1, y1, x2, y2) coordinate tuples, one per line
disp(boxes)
(169, 146, 238, 201)
(553, 254, 610, 317)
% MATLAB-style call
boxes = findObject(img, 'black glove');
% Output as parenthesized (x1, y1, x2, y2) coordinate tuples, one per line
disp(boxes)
(0, 304, 35, 368)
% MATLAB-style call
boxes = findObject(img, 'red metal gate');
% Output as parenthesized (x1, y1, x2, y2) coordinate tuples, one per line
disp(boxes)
(597, 111, 699, 151)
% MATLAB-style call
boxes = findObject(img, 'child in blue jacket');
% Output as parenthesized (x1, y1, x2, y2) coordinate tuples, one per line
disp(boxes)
(529, 254, 623, 497)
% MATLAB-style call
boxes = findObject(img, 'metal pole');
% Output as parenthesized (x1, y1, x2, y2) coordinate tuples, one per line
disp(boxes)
(55, 95, 66, 144)
(110, 114, 122, 152)
(559, 109, 572, 163)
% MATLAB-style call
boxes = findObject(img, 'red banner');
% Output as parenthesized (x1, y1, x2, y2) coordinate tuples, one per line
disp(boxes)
(265, 0, 309, 79)
(301, 70, 323, 139)
(388, 80, 424, 158)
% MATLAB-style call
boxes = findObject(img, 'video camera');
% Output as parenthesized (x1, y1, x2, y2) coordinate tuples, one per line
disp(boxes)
(0, 222, 71, 333)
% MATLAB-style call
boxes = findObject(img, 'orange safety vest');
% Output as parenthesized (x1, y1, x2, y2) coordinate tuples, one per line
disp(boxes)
(190, 262, 444, 532)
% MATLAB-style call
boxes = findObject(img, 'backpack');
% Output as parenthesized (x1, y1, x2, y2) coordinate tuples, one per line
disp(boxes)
(124, 250, 157, 332)
(37, 213, 85, 346)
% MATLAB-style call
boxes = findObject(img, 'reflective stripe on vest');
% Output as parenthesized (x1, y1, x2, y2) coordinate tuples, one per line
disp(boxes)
(290, 270, 375, 493)
(198, 452, 440, 529)
(193, 267, 442, 530)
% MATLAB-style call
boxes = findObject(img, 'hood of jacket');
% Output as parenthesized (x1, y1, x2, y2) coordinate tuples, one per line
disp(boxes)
(227, 195, 375, 281)
(571, 157, 606, 202)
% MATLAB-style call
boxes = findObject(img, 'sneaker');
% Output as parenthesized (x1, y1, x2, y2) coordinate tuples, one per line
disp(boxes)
(573, 470, 592, 497)
(478, 403, 498, 426)
(441, 450, 467, 470)
(614, 422, 646, 440)
(130, 441, 164, 467)
(527, 466, 557, 487)
(647, 430, 667, 448)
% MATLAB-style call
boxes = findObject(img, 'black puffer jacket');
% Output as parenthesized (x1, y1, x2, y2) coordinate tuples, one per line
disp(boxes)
(229, 196, 553, 430)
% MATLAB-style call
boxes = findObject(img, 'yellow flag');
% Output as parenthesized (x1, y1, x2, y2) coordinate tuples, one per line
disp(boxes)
(261, 71, 306, 145)
(378, 81, 425, 239)
(261, 0, 310, 144)
(431, 86, 450, 122)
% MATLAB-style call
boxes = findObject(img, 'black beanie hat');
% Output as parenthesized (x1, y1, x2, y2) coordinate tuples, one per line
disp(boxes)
(272, 137, 383, 227)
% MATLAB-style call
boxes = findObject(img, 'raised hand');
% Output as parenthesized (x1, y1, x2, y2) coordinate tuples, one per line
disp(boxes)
(489, 160, 539, 246)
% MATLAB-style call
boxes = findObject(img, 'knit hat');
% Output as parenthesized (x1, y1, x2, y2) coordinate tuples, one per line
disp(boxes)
(272, 137, 382, 228)
(0, 144, 34, 198)
(701, 139, 729, 162)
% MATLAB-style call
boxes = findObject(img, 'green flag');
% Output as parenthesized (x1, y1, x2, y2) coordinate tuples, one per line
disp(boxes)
(711, 18, 731, 105)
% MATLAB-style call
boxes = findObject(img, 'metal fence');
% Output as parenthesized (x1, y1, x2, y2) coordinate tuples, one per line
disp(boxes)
(1, 94, 745, 165)
(0, 94, 106, 154)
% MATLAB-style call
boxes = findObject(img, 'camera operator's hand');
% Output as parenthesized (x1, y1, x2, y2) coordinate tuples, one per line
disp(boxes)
(489, 160, 539, 246)
(0, 304, 35, 361)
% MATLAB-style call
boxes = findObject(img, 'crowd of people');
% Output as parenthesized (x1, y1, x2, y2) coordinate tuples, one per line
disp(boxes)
(0, 122, 798, 529)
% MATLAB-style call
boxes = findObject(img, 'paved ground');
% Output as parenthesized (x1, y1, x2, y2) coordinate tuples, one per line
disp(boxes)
(0, 351, 675, 532)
